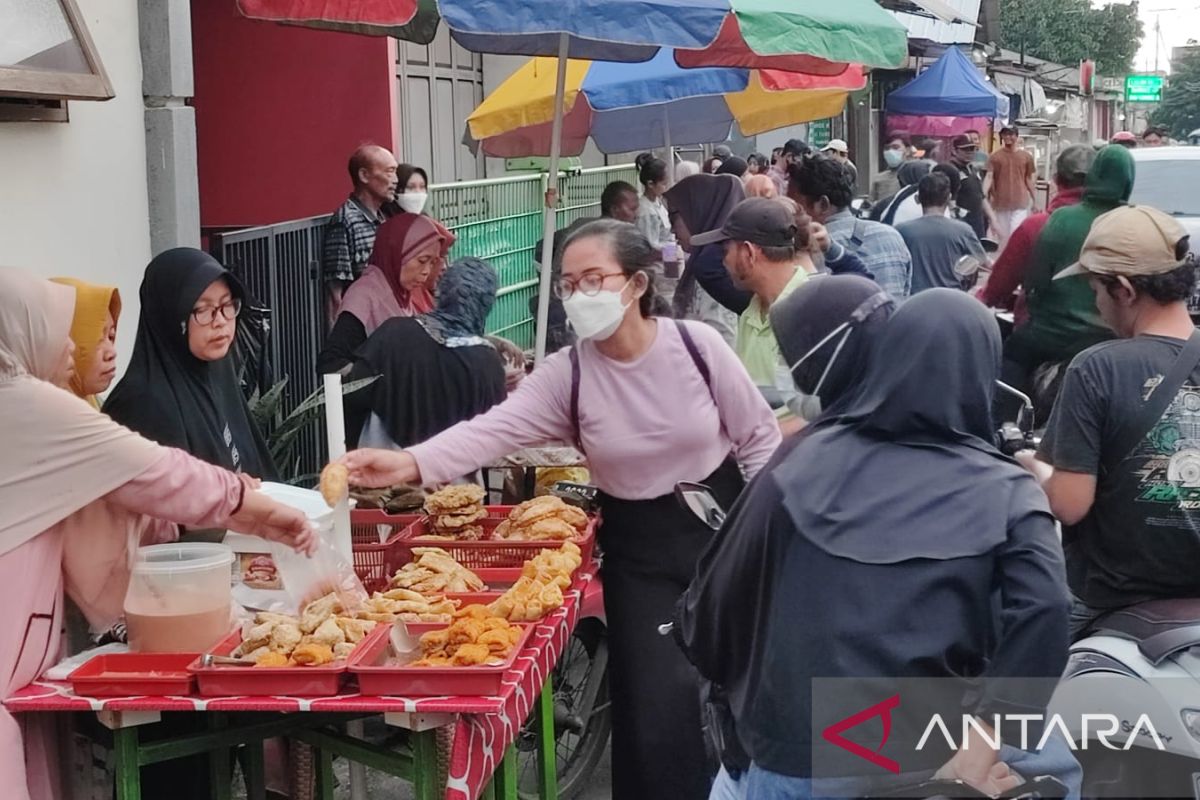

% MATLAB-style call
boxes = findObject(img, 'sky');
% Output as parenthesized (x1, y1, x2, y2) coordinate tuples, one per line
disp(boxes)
(1110, 0, 1200, 73)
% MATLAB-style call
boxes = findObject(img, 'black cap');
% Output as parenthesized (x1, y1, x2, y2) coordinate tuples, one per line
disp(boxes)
(691, 198, 797, 248)
(713, 144, 734, 159)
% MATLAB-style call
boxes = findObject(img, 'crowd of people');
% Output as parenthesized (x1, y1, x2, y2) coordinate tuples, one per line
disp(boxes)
(5, 123, 1198, 799)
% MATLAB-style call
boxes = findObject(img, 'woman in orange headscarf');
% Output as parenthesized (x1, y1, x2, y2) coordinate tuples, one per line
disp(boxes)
(48, 278, 120, 408)
(317, 213, 455, 374)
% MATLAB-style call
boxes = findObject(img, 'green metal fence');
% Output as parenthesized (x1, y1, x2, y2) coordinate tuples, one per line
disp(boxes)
(429, 163, 637, 348)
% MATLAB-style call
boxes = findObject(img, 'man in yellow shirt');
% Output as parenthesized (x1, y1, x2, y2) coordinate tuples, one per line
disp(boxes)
(693, 198, 811, 431)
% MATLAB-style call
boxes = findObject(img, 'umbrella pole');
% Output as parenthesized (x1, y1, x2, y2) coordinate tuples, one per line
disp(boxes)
(534, 33, 570, 365)
(662, 106, 673, 170)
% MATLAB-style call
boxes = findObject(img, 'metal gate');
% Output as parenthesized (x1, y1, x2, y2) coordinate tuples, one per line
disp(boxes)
(208, 163, 636, 480)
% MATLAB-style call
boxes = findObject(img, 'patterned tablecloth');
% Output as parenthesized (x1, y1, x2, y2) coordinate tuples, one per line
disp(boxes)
(5, 573, 593, 800)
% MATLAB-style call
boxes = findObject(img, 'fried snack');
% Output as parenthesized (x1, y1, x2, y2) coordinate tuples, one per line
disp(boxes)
(389, 548, 487, 595)
(356, 591, 460, 623)
(229, 596, 366, 666)
(269, 622, 303, 654)
(451, 643, 491, 666)
(292, 643, 335, 666)
(409, 613, 524, 667)
(335, 617, 377, 644)
(495, 497, 589, 541)
(312, 617, 347, 649)
(319, 462, 350, 507)
(423, 484, 486, 514)
(255, 651, 290, 668)
(487, 543, 580, 621)
(435, 507, 488, 529)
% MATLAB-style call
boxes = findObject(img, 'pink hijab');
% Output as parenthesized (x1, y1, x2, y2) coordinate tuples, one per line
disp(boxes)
(338, 213, 454, 335)
(0, 268, 163, 628)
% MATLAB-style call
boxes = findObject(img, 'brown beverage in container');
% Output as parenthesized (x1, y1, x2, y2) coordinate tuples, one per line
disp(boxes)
(124, 543, 235, 653)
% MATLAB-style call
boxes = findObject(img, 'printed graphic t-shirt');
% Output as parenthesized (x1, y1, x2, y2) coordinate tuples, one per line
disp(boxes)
(1039, 334, 1200, 608)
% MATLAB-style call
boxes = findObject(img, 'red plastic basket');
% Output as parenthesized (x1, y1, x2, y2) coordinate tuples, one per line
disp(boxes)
(69, 653, 197, 697)
(188, 629, 370, 697)
(396, 506, 596, 570)
(351, 510, 421, 592)
(349, 624, 532, 697)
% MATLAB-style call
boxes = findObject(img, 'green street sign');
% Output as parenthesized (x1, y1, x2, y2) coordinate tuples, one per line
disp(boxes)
(1125, 74, 1164, 103)
(808, 118, 833, 148)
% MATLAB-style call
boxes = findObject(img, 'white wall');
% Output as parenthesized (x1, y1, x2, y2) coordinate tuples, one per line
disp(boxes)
(0, 0, 151, 377)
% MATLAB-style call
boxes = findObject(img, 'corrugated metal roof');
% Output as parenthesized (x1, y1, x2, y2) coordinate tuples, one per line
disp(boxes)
(889, 0, 981, 45)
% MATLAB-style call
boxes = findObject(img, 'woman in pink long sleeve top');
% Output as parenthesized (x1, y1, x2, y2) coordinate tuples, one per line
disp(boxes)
(0, 268, 316, 800)
(345, 219, 781, 800)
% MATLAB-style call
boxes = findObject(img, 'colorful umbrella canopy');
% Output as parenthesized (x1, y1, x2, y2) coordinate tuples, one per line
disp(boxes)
(467, 51, 866, 156)
(237, 0, 906, 361)
(238, 0, 907, 72)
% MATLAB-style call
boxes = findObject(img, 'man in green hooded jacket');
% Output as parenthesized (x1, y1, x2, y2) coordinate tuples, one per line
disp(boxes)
(1002, 145, 1135, 390)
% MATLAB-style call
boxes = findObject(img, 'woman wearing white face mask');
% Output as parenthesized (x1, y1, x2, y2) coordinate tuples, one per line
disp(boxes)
(383, 163, 431, 216)
(341, 219, 781, 800)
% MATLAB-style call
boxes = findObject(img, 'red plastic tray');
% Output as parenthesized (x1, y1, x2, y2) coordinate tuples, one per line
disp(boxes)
(396, 506, 596, 570)
(188, 630, 368, 697)
(69, 653, 197, 697)
(350, 624, 532, 697)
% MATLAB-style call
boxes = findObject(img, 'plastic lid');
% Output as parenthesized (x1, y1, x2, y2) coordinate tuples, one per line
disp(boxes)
(133, 542, 234, 574)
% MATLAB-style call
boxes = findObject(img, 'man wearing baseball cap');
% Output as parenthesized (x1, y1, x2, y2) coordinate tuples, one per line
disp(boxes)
(692, 197, 812, 428)
(821, 138, 858, 186)
(1024, 204, 1200, 636)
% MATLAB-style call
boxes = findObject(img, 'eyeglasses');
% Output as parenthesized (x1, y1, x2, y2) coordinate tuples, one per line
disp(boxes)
(191, 299, 242, 326)
(554, 271, 627, 300)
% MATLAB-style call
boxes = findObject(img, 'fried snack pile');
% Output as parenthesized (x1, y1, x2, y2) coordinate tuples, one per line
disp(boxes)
(356, 588, 460, 623)
(389, 547, 487, 594)
(319, 462, 350, 508)
(487, 542, 583, 622)
(410, 604, 524, 667)
(233, 594, 377, 667)
(423, 485, 487, 540)
(494, 496, 588, 541)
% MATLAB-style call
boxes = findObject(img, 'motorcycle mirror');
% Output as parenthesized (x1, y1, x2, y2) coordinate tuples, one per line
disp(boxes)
(979, 237, 1001, 254)
(995, 380, 1035, 433)
(674, 481, 726, 531)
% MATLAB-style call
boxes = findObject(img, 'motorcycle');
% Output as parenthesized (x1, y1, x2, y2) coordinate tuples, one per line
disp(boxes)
(668, 483, 1068, 800)
(1046, 599, 1200, 798)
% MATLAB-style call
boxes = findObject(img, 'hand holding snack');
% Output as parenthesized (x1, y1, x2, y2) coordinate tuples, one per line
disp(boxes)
(319, 462, 350, 508)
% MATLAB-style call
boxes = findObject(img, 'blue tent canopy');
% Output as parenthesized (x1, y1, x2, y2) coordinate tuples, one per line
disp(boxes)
(886, 47, 1009, 118)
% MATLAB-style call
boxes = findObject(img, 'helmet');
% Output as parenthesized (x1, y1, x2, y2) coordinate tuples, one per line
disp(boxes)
(1111, 131, 1137, 144)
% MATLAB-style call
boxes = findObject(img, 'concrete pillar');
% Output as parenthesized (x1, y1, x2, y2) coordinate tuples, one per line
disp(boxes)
(139, 0, 200, 253)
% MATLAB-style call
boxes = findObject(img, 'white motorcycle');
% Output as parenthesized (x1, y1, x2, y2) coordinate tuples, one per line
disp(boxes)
(1047, 602, 1200, 798)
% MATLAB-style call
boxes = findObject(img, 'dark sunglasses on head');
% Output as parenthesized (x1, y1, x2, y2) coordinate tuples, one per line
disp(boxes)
(957, 144, 978, 152)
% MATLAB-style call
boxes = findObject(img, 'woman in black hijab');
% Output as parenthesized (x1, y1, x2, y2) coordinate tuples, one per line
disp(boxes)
(678, 289, 1070, 796)
(344, 257, 506, 450)
(105, 248, 276, 480)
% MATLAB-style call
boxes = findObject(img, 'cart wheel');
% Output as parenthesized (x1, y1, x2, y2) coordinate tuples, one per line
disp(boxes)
(515, 619, 611, 800)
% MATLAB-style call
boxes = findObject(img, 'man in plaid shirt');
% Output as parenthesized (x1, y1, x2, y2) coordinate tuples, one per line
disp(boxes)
(322, 144, 398, 326)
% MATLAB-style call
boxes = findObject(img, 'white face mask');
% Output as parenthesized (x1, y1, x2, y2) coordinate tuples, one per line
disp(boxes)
(395, 191, 428, 214)
(789, 323, 853, 407)
(562, 278, 633, 341)
(884, 148, 904, 169)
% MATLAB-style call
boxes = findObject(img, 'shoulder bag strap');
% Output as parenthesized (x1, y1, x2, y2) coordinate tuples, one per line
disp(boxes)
(674, 320, 716, 404)
(568, 346, 584, 454)
(1110, 329, 1200, 465)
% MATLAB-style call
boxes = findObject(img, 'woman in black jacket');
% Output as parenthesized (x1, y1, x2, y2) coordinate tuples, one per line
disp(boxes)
(678, 290, 1071, 798)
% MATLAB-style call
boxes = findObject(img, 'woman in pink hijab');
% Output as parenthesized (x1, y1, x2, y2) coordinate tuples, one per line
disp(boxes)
(0, 268, 317, 800)
(317, 213, 454, 374)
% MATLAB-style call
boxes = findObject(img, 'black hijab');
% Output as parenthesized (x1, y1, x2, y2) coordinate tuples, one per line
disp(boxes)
(104, 248, 277, 479)
(769, 274, 894, 416)
(344, 258, 506, 449)
(773, 289, 1042, 563)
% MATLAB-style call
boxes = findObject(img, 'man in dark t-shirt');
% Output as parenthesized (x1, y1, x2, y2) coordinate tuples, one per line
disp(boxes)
(1026, 205, 1200, 638)
(949, 134, 992, 239)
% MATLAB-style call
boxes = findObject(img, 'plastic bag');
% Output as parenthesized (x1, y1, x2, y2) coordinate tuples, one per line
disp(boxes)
(268, 530, 367, 616)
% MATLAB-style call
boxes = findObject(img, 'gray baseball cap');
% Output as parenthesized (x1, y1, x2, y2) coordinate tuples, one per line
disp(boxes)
(691, 197, 797, 248)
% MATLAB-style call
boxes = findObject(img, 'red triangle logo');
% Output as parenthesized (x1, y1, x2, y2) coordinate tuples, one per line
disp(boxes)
(820, 694, 902, 774)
